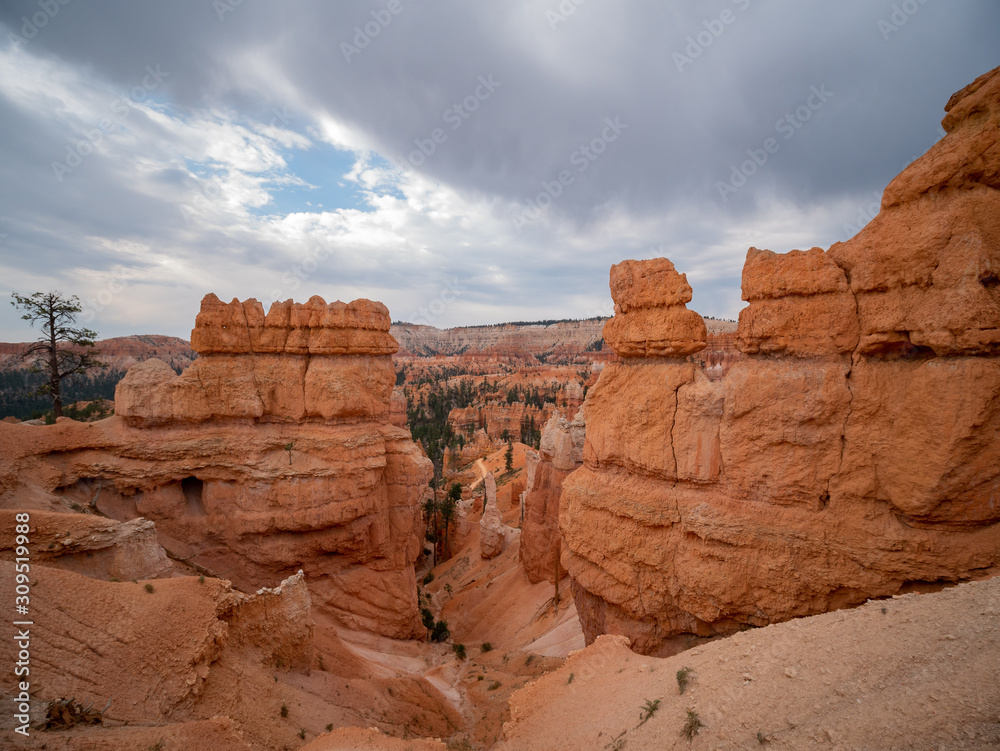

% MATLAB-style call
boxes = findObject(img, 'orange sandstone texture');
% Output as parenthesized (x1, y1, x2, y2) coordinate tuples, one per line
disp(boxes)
(560, 67, 1000, 656)
(518, 409, 584, 584)
(602, 258, 707, 357)
(0, 295, 432, 639)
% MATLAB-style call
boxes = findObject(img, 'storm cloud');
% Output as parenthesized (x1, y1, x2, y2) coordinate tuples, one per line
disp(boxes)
(0, 0, 996, 338)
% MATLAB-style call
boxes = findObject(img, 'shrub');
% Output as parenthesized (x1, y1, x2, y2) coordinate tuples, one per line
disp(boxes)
(144, 583, 154, 593)
(481, 642, 493, 653)
(431, 619, 450, 643)
(487, 680, 501, 691)
(423, 572, 435, 585)
(676, 666, 693, 694)
(681, 709, 704, 740)
(452, 643, 466, 660)
(421, 607, 436, 630)
(639, 698, 660, 725)
(280, 704, 288, 718)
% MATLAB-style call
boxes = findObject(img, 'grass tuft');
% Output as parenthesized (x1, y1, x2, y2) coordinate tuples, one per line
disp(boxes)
(676, 666, 693, 694)
(681, 708, 704, 740)
(638, 698, 660, 726)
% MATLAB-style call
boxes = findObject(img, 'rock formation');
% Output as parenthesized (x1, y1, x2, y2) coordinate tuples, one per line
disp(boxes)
(0, 509, 172, 582)
(0, 560, 313, 734)
(392, 319, 607, 360)
(480, 472, 506, 558)
(0, 294, 433, 639)
(519, 409, 584, 583)
(559, 67, 1000, 655)
(0, 334, 196, 375)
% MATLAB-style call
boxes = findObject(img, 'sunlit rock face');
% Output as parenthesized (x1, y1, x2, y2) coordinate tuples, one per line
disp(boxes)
(560, 66, 1000, 656)
(0, 294, 433, 638)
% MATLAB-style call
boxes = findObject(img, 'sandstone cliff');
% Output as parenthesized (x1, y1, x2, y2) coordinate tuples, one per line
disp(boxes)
(391, 319, 607, 360)
(0, 334, 196, 374)
(0, 294, 433, 639)
(560, 67, 1000, 655)
(519, 409, 584, 584)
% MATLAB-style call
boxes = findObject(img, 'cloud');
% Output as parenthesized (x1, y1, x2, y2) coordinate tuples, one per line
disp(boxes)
(0, 0, 997, 340)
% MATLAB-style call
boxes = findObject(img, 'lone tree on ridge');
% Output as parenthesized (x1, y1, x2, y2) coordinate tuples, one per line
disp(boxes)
(10, 291, 103, 418)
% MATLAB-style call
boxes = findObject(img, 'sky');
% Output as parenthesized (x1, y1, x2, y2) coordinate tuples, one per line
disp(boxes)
(0, 0, 997, 341)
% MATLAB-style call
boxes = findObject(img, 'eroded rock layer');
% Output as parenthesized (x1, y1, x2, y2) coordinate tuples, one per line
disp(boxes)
(560, 66, 1000, 655)
(0, 295, 432, 638)
(519, 409, 584, 584)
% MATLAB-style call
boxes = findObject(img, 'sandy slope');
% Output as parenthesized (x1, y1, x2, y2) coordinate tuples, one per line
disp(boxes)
(498, 576, 1000, 750)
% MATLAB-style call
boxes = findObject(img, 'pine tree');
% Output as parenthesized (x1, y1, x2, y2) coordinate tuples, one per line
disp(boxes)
(10, 292, 103, 418)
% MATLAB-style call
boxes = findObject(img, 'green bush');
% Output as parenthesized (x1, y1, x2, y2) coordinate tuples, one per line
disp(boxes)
(431, 619, 450, 643)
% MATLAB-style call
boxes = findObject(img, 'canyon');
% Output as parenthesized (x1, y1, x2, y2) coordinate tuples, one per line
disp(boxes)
(0, 65, 998, 750)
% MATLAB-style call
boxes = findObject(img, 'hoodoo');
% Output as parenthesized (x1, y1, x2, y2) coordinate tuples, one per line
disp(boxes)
(559, 66, 1000, 655)
(0, 294, 433, 638)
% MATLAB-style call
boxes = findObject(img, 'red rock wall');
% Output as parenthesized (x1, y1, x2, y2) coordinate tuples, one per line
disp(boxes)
(0, 295, 433, 639)
(560, 67, 1000, 656)
(519, 410, 584, 583)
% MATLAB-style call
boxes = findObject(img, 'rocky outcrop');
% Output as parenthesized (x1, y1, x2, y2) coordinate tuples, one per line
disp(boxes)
(447, 402, 554, 445)
(0, 562, 313, 727)
(690, 330, 740, 380)
(390, 386, 408, 427)
(559, 67, 1000, 655)
(480, 472, 506, 558)
(0, 509, 172, 581)
(0, 294, 433, 639)
(519, 410, 584, 583)
(392, 319, 607, 360)
(602, 258, 707, 358)
(0, 334, 196, 374)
